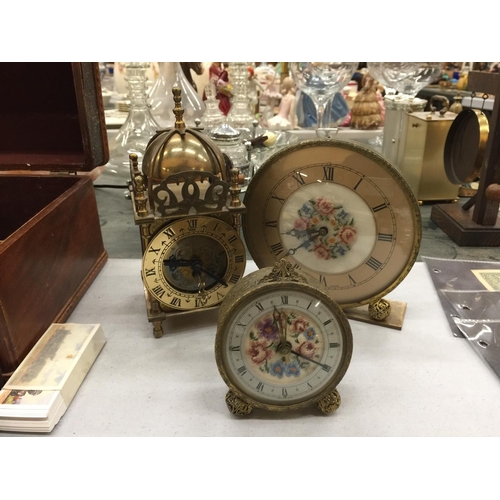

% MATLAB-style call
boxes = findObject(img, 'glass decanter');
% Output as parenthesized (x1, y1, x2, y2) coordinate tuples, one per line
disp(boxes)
(201, 80, 224, 130)
(226, 62, 255, 130)
(149, 62, 205, 128)
(107, 62, 160, 176)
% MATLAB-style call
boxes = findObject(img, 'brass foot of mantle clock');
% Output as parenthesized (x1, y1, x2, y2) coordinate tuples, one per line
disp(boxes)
(344, 298, 407, 331)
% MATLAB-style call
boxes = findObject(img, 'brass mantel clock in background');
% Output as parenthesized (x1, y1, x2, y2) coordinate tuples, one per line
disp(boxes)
(242, 139, 422, 329)
(128, 87, 246, 338)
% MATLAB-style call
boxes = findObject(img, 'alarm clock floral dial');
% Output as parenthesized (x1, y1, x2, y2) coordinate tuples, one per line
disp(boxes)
(243, 140, 421, 309)
(142, 216, 246, 310)
(221, 289, 351, 407)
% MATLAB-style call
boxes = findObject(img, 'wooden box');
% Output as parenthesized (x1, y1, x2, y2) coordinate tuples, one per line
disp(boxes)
(0, 63, 109, 380)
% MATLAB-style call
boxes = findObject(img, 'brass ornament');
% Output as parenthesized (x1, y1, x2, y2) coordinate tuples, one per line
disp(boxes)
(316, 389, 341, 414)
(259, 258, 308, 285)
(368, 298, 392, 321)
(225, 390, 253, 416)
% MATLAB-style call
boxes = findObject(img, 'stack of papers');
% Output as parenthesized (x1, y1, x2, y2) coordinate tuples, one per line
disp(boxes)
(0, 323, 106, 433)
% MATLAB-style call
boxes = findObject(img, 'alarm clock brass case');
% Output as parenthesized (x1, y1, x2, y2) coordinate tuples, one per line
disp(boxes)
(128, 86, 246, 338)
(242, 139, 422, 330)
(215, 259, 353, 415)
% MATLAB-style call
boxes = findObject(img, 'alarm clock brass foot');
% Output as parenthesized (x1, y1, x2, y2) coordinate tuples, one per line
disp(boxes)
(225, 390, 253, 416)
(317, 389, 341, 414)
(153, 321, 164, 338)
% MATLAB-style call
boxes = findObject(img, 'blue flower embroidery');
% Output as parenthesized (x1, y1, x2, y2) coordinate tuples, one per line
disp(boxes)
(270, 360, 286, 379)
(299, 203, 314, 218)
(336, 208, 349, 222)
(285, 361, 301, 377)
(334, 244, 347, 256)
(304, 327, 316, 341)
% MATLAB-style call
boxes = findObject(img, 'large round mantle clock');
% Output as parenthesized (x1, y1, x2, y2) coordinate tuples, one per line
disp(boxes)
(242, 139, 422, 328)
(128, 87, 246, 338)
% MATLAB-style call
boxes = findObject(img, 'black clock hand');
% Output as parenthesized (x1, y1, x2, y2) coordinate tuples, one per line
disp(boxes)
(165, 256, 193, 269)
(165, 256, 228, 287)
(291, 350, 331, 371)
(285, 230, 322, 256)
(194, 265, 228, 288)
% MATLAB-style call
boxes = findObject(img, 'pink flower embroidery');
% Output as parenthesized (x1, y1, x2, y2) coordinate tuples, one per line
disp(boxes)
(316, 197, 335, 216)
(298, 341, 316, 359)
(294, 217, 309, 231)
(314, 244, 330, 260)
(338, 226, 357, 245)
(246, 339, 273, 366)
(292, 317, 308, 333)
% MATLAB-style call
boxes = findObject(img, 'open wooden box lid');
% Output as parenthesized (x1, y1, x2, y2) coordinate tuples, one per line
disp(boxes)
(0, 62, 109, 172)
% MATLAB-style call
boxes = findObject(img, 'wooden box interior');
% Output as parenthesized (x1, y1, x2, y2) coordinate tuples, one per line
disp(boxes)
(0, 176, 80, 240)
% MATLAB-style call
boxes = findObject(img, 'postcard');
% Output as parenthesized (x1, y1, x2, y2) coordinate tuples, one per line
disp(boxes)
(5, 324, 100, 391)
(472, 269, 500, 291)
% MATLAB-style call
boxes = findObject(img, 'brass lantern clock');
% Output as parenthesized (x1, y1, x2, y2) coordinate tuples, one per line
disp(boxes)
(129, 87, 246, 338)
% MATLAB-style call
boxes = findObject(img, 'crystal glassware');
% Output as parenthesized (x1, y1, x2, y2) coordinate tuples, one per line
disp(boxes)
(149, 62, 205, 128)
(201, 80, 225, 130)
(226, 62, 255, 130)
(107, 62, 160, 177)
(367, 62, 442, 98)
(290, 62, 358, 129)
(392, 62, 443, 97)
(366, 62, 441, 165)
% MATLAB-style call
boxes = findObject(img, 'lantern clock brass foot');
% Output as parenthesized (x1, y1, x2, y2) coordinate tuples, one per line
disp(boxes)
(317, 389, 341, 414)
(153, 321, 164, 338)
(225, 390, 253, 416)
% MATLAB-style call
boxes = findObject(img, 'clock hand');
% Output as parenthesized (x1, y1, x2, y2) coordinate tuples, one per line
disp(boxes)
(285, 229, 322, 256)
(280, 310, 288, 343)
(273, 306, 286, 344)
(164, 256, 193, 270)
(165, 256, 228, 287)
(291, 350, 331, 371)
(195, 265, 228, 288)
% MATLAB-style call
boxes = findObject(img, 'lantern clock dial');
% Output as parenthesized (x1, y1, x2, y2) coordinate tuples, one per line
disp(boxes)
(142, 216, 246, 310)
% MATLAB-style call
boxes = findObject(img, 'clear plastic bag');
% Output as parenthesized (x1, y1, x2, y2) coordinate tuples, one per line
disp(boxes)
(423, 256, 500, 337)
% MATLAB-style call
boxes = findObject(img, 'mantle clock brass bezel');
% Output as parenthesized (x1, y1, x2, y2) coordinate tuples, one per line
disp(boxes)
(242, 139, 422, 329)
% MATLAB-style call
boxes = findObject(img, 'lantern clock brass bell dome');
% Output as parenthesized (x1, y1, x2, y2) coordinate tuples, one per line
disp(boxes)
(141, 87, 228, 184)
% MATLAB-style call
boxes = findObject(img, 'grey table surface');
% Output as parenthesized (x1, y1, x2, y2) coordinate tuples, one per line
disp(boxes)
(3, 259, 500, 437)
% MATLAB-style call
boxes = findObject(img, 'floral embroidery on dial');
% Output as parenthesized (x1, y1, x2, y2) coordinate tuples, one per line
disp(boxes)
(244, 311, 325, 381)
(291, 196, 357, 260)
(279, 182, 377, 275)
